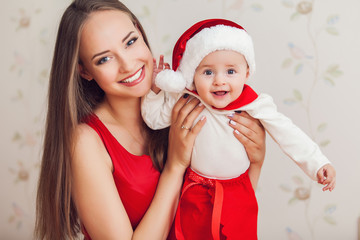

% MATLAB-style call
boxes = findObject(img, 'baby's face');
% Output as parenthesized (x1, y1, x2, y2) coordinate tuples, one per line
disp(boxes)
(193, 50, 249, 109)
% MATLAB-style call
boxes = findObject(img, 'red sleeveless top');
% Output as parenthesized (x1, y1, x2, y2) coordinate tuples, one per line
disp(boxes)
(82, 114, 160, 239)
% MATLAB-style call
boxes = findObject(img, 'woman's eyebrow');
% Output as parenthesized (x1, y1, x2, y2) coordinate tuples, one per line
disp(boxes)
(92, 50, 109, 60)
(122, 31, 134, 43)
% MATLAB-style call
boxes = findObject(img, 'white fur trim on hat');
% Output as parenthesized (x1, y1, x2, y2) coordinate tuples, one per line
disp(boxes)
(179, 24, 256, 91)
(155, 69, 186, 93)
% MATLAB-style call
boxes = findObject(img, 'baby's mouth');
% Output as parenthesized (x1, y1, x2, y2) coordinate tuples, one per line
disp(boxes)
(212, 91, 228, 96)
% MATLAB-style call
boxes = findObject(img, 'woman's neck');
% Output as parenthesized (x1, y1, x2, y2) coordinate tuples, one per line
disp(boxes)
(95, 95, 149, 156)
(96, 95, 143, 129)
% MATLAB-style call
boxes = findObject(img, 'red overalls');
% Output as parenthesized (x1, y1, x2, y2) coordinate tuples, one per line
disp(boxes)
(168, 168, 258, 240)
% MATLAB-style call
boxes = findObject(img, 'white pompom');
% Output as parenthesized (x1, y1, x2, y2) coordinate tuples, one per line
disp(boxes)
(155, 70, 186, 93)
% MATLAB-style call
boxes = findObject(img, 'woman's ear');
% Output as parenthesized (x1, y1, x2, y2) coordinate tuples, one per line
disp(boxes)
(78, 64, 93, 81)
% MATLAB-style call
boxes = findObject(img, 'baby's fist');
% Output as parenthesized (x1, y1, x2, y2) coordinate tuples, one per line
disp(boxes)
(317, 164, 336, 192)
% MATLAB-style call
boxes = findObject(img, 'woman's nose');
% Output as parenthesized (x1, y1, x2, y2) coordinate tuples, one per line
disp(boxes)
(117, 53, 133, 73)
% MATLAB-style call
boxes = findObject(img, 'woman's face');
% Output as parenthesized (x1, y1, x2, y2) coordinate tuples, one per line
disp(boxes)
(79, 10, 153, 99)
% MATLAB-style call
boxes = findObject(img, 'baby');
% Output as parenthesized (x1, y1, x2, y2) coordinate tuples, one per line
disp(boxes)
(141, 19, 336, 240)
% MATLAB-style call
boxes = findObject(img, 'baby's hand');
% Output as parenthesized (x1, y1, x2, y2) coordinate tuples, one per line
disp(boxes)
(152, 55, 170, 94)
(317, 164, 336, 192)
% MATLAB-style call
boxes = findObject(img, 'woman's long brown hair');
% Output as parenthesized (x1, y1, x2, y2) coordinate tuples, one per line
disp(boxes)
(35, 0, 168, 239)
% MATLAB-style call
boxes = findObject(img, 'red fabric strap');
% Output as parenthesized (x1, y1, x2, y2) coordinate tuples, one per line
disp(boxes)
(211, 181, 224, 240)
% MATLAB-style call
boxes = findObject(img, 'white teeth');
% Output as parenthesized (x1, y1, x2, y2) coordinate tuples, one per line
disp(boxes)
(122, 68, 142, 83)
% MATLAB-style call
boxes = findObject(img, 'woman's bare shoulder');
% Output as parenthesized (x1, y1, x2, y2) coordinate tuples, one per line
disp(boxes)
(73, 123, 112, 169)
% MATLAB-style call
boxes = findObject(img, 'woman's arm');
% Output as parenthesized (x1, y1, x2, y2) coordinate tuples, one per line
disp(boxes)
(72, 96, 205, 240)
(72, 124, 134, 239)
(134, 95, 206, 239)
(228, 111, 266, 190)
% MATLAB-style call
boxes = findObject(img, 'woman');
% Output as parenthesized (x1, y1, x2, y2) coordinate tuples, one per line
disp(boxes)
(34, 0, 266, 239)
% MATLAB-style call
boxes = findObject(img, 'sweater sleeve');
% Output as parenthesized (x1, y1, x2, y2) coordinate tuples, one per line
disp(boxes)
(141, 90, 181, 130)
(241, 93, 331, 180)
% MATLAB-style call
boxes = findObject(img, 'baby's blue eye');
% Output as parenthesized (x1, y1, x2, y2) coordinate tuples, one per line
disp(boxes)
(228, 69, 235, 74)
(97, 56, 110, 65)
(204, 70, 213, 75)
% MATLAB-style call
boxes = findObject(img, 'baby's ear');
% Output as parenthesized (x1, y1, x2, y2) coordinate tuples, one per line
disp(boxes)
(246, 66, 250, 79)
(78, 64, 93, 81)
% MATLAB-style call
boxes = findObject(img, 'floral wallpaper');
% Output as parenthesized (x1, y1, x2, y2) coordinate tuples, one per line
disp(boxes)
(1, 0, 359, 239)
(278, 2, 340, 238)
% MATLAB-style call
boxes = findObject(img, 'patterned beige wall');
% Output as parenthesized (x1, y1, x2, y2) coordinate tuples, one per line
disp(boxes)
(1, 0, 359, 239)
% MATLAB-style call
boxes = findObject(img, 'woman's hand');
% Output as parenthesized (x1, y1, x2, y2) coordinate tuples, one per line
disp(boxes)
(227, 111, 266, 189)
(152, 55, 170, 94)
(165, 94, 206, 172)
(228, 111, 266, 165)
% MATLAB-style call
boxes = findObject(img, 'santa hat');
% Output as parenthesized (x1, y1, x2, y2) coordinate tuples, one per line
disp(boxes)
(155, 18, 256, 93)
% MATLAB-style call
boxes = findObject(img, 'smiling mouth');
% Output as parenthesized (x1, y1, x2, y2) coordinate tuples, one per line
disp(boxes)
(120, 67, 143, 83)
(212, 91, 229, 96)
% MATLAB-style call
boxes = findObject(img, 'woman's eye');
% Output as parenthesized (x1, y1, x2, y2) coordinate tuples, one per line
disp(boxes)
(97, 56, 110, 65)
(227, 69, 235, 74)
(204, 70, 213, 75)
(127, 37, 138, 47)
